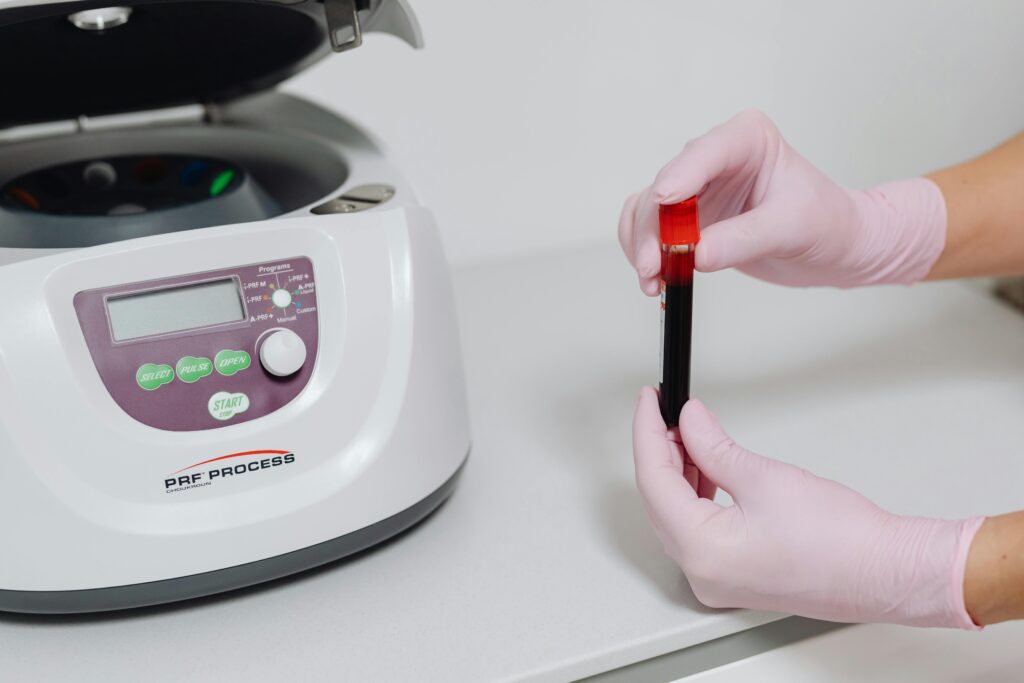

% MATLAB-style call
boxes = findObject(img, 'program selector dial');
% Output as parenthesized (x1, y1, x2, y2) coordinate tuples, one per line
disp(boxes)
(259, 329, 307, 377)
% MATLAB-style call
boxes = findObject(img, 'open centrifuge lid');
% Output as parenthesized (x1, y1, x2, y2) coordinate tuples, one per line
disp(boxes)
(0, 0, 421, 128)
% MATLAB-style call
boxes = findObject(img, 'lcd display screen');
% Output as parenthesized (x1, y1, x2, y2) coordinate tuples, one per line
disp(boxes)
(107, 278, 245, 341)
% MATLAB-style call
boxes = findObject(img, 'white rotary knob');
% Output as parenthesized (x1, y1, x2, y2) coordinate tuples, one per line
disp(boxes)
(271, 288, 292, 309)
(259, 329, 307, 377)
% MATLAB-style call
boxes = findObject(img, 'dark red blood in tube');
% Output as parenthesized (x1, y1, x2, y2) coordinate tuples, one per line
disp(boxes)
(659, 197, 700, 427)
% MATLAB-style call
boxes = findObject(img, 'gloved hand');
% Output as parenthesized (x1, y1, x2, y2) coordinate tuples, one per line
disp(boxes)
(633, 387, 984, 628)
(618, 110, 947, 293)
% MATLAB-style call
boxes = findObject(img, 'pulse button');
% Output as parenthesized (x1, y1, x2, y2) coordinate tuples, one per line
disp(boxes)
(259, 330, 307, 377)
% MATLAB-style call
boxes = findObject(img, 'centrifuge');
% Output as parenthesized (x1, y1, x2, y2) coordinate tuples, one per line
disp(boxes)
(0, 0, 470, 613)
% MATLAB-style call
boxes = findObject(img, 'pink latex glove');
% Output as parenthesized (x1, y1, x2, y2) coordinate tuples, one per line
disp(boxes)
(618, 110, 947, 293)
(633, 387, 984, 628)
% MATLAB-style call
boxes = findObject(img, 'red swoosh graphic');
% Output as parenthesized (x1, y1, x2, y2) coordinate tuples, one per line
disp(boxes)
(173, 450, 291, 474)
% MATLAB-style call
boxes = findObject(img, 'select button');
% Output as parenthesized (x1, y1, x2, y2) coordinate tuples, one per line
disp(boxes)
(136, 363, 174, 391)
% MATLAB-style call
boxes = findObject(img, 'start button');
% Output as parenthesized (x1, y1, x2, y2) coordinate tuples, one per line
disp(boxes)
(208, 391, 250, 421)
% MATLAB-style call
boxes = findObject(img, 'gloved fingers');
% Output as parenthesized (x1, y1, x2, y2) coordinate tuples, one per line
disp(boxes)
(651, 110, 771, 205)
(666, 426, 685, 468)
(617, 190, 642, 264)
(631, 188, 659, 272)
(634, 188, 662, 295)
(672, 410, 718, 501)
(685, 453, 719, 501)
(633, 387, 697, 506)
(696, 472, 718, 501)
(618, 187, 662, 296)
(679, 399, 765, 500)
(681, 451, 700, 492)
(694, 205, 789, 273)
(634, 388, 722, 543)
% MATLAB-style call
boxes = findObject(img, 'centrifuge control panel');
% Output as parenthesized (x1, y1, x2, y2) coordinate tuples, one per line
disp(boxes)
(74, 257, 319, 431)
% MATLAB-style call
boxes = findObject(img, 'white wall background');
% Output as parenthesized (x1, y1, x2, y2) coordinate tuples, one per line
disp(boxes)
(284, 0, 1024, 267)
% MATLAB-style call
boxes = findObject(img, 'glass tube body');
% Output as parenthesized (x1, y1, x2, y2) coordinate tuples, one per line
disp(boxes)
(659, 243, 694, 427)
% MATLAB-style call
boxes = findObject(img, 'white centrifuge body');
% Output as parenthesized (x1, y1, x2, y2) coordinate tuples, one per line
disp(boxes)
(0, 0, 470, 612)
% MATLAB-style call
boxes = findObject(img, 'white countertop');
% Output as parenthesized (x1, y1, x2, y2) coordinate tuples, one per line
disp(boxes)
(1, 242, 1022, 682)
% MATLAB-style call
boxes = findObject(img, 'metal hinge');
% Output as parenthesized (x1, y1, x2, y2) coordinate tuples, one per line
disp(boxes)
(323, 0, 363, 52)
(0, 104, 211, 144)
(77, 104, 209, 132)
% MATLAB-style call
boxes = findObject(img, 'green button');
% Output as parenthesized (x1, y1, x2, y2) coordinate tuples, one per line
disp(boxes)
(176, 356, 213, 384)
(208, 391, 250, 421)
(136, 363, 174, 391)
(214, 349, 251, 376)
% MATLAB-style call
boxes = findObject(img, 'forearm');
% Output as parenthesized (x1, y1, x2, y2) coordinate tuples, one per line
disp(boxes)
(926, 131, 1024, 279)
(964, 511, 1024, 625)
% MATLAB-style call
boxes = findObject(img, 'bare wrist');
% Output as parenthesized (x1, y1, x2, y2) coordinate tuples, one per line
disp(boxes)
(964, 512, 1024, 625)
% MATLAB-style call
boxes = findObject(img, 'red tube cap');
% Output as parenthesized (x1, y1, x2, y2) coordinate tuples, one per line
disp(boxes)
(659, 197, 700, 246)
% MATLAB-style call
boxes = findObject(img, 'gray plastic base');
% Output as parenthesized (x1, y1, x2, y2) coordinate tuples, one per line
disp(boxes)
(0, 457, 466, 615)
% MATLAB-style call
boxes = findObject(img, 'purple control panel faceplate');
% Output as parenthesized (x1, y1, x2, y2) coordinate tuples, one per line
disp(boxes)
(74, 257, 319, 432)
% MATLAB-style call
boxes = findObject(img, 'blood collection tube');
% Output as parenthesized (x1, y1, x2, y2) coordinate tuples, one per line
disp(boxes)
(658, 197, 700, 427)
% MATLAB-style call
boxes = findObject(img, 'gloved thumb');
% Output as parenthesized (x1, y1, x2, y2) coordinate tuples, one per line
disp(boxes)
(679, 399, 761, 498)
(696, 208, 786, 274)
